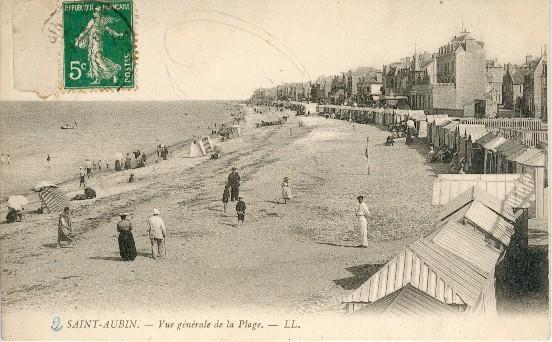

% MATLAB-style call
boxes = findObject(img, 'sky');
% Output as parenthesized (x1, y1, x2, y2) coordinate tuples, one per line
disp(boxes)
(0, 0, 549, 101)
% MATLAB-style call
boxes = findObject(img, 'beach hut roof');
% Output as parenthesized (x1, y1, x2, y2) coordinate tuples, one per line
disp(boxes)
(430, 221, 502, 276)
(426, 114, 449, 123)
(457, 124, 488, 141)
(475, 132, 498, 145)
(432, 174, 535, 210)
(356, 284, 459, 317)
(514, 148, 546, 167)
(496, 140, 527, 158)
(434, 118, 452, 126)
(482, 136, 507, 151)
(408, 239, 488, 307)
(443, 121, 460, 130)
(408, 110, 426, 121)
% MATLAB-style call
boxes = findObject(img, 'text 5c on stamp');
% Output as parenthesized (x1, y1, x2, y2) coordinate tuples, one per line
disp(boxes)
(62, 1, 134, 89)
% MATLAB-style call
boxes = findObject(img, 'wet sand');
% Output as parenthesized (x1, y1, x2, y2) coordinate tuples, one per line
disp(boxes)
(1, 107, 454, 314)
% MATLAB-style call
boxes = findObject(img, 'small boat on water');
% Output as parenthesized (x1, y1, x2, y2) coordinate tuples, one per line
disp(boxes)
(60, 125, 75, 130)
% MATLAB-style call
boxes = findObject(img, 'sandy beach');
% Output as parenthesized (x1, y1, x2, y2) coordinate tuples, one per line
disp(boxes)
(0, 105, 451, 315)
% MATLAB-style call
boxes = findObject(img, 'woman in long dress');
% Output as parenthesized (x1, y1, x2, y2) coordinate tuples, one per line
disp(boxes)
(281, 177, 293, 204)
(116, 213, 137, 261)
(74, 7, 123, 85)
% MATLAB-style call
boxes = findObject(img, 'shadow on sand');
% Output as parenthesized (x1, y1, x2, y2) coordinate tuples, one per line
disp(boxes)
(333, 263, 385, 290)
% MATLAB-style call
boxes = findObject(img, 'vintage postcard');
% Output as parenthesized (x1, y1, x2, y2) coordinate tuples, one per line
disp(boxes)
(0, 0, 550, 340)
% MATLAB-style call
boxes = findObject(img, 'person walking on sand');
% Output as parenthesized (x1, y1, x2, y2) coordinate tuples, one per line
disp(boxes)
(78, 167, 87, 188)
(364, 137, 370, 175)
(281, 177, 293, 204)
(222, 184, 230, 213)
(0, 153, 5, 166)
(236, 197, 246, 224)
(355, 196, 371, 248)
(116, 213, 137, 261)
(97, 159, 103, 171)
(57, 207, 74, 248)
(227, 167, 241, 202)
(6, 154, 10, 165)
(46, 154, 51, 165)
(147, 209, 166, 259)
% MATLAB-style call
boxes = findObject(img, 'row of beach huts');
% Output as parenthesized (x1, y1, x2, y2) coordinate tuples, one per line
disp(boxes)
(312, 104, 547, 317)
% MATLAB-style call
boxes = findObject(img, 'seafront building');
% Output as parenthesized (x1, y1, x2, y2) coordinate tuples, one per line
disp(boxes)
(250, 30, 547, 121)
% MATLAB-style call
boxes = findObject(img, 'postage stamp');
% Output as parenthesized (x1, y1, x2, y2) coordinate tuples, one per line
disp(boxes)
(62, 0, 134, 89)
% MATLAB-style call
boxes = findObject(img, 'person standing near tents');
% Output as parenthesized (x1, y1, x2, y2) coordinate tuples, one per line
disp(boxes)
(116, 213, 137, 261)
(355, 196, 371, 248)
(86, 158, 92, 177)
(125, 153, 132, 169)
(57, 207, 74, 248)
(78, 167, 87, 188)
(227, 167, 241, 202)
(222, 184, 230, 213)
(147, 208, 166, 259)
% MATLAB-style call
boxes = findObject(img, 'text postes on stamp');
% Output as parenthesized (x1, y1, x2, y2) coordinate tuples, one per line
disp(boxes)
(62, 1, 134, 89)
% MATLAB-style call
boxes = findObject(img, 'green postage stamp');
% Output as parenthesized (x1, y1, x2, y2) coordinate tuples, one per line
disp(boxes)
(62, 1, 134, 89)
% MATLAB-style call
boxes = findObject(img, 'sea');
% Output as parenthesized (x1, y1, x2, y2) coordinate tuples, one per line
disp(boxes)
(0, 101, 237, 199)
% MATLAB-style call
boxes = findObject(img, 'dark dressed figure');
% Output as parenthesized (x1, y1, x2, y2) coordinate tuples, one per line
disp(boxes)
(117, 213, 137, 261)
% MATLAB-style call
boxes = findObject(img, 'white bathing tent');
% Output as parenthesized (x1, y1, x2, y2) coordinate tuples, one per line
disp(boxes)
(189, 136, 215, 158)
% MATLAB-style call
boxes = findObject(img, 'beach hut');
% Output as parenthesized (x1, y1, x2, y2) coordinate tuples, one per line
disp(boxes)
(432, 118, 452, 147)
(513, 148, 547, 219)
(455, 125, 487, 159)
(481, 136, 507, 174)
(432, 183, 533, 293)
(343, 237, 496, 314)
(442, 121, 460, 148)
(495, 139, 526, 173)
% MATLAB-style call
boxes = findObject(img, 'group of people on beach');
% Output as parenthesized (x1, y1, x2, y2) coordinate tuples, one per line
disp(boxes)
(57, 206, 167, 261)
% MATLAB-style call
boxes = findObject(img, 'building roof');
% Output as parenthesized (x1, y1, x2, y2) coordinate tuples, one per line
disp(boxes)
(357, 284, 459, 318)
(431, 221, 502, 276)
(511, 69, 526, 84)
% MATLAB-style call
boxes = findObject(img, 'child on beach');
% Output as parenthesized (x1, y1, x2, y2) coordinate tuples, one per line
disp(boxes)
(236, 197, 246, 224)
(78, 167, 86, 188)
(281, 177, 293, 204)
(222, 185, 230, 213)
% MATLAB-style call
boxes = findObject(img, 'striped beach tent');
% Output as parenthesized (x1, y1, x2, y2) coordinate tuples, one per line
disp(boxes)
(36, 185, 70, 213)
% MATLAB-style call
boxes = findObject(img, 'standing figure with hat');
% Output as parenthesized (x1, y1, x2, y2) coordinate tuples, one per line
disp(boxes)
(116, 213, 137, 261)
(227, 167, 241, 202)
(355, 196, 371, 248)
(147, 208, 166, 259)
(281, 177, 293, 204)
